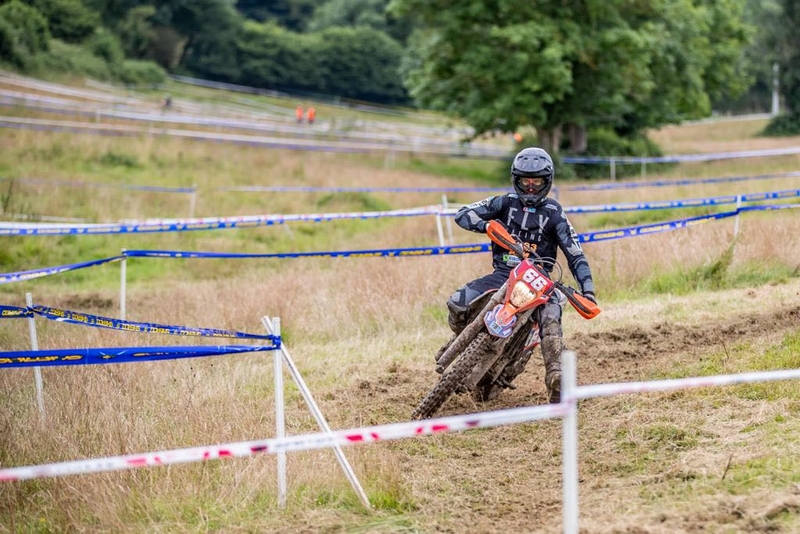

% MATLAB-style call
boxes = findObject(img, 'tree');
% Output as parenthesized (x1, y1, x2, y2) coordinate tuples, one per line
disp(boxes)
(391, 0, 751, 153)
(0, 1, 50, 68)
(763, 0, 800, 134)
(18, 0, 100, 43)
(149, 0, 242, 77)
(312, 26, 407, 103)
(235, 0, 320, 32)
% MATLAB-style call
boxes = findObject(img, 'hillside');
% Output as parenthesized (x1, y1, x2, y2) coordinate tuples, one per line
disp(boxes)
(1, 75, 800, 533)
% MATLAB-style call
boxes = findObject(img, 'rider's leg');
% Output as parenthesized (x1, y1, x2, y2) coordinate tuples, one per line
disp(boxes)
(445, 271, 507, 335)
(539, 294, 565, 403)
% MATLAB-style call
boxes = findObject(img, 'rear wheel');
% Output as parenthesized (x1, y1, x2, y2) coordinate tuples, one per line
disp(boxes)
(412, 333, 494, 420)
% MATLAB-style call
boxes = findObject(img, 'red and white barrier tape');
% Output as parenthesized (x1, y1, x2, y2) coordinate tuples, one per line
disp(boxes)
(0, 403, 568, 481)
(577, 367, 800, 400)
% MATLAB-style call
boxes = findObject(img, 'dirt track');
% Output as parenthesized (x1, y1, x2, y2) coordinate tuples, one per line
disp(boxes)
(367, 281, 800, 533)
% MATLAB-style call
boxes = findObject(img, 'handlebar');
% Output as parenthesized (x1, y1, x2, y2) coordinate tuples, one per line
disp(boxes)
(486, 220, 601, 320)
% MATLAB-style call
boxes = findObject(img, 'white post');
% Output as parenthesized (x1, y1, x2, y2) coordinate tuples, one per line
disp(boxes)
(120, 253, 127, 320)
(435, 213, 445, 248)
(562, 350, 578, 534)
(733, 194, 742, 240)
(260, 316, 370, 509)
(25, 293, 45, 416)
(442, 194, 454, 245)
(772, 62, 780, 116)
(610, 159, 616, 181)
(267, 317, 287, 507)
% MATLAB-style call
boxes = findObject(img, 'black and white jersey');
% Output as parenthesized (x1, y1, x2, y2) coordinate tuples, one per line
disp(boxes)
(455, 193, 595, 296)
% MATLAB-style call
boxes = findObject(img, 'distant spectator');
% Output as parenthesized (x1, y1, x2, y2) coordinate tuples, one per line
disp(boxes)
(295, 104, 304, 124)
(161, 95, 172, 112)
(513, 132, 523, 143)
(306, 106, 316, 125)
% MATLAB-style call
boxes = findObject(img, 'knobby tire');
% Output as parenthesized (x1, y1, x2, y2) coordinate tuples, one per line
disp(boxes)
(412, 332, 494, 420)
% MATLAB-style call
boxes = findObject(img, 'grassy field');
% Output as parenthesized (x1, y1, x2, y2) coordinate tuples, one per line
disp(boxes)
(1, 79, 800, 533)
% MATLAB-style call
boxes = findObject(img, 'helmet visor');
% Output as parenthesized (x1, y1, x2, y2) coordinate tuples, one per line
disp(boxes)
(517, 176, 546, 194)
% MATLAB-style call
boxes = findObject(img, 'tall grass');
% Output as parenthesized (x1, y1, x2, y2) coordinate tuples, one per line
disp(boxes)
(1, 89, 800, 532)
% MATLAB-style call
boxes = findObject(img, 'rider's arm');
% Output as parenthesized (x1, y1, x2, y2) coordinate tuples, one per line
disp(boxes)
(553, 208, 595, 300)
(454, 195, 505, 233)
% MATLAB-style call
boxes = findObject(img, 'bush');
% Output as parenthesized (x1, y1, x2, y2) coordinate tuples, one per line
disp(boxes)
(114, 59, 166, 86)
(562, 128, 674, 180)
(761, 113, 800, 137)
(85, 28, 124, 65)
(35, 39, 112, 80)
(0, 1, 50, 68)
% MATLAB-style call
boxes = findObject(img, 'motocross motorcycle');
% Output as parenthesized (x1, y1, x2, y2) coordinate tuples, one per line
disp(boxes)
(411, 220, 601, 420)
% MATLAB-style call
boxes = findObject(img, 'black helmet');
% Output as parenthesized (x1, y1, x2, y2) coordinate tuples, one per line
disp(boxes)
(510, 147, 554, 207)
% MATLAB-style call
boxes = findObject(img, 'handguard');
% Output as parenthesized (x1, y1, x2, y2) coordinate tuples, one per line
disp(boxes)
(486, 220, 524, 257)
(556, 282, 601, 320)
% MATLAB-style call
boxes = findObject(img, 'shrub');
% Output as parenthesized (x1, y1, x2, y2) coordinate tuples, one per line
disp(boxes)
(761, 113, 800, 137)
(114, 59, 167, 86)
(35, 39, 112, 80)
(0, 1, 50, 68)
(562, 128, 675, 180)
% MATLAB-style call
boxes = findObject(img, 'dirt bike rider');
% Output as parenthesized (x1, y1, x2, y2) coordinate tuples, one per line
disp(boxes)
(444, 146, 596, 403)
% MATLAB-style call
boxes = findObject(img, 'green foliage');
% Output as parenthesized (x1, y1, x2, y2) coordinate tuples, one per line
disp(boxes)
(400, 157, 504, 185)
(85, 27, 124, 64)
(644, 250, 797, 296)
(313, 27, 407, 103)
(0, 1, 50, 68)
(26, 0, 99, 43)
(564, 129, 675, 180)
(776, 0, 800, 116)
(235, 21, 314, 90)
(235, 0, 318, 32)
(315, 192, 391, 212)
(391, 0, 752, 148)
(117, 5, 157, 59)
(115, 58, 167, 85)
(97, 151, 141, 169)
(233, 20, 408, 104)
(35, 39, 113, 80)
(762, 112, 800, 136)
(174, 0, 242, 80)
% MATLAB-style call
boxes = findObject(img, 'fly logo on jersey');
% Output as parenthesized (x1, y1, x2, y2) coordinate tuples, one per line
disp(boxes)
(505, 206, 549, 245)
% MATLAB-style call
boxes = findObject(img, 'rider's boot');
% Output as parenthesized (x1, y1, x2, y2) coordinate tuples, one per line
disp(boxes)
(541, 335, 563, 403)
(436, 303, 469, 371)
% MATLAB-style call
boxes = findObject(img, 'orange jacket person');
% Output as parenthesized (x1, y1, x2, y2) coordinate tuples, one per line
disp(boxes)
(295, 105, 304, 123)
(306, 106, 316, 124)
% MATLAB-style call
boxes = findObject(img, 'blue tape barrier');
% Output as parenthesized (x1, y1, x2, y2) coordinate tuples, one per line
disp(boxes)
(0, 305, 33, 318)
(123, 243, 491, 260)
(1, 204, 796, 285)
(563, 146, 800, 165)
(560, 170, 800, 192)
(217, 185, 509, 193)
(5, 171, 798, 197)
(0, 345, 277, 368)
(0, 256, 122, 284)
(0, 206, 439, 236)
(30, 305, 277, 341)
(567, 188, 800, 213)
(3, 184, 799, 237)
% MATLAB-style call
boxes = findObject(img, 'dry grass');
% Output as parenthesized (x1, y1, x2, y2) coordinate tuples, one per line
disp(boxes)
(1, 95, 800, 532)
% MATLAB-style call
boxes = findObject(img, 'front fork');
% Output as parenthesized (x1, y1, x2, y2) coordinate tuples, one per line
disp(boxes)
(459, 308, 537, 392)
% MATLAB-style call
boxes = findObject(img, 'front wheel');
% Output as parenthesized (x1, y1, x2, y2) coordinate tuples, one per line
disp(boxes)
(412, 332, 495, 420)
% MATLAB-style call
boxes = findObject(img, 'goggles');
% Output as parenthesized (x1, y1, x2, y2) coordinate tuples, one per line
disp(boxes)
(518, 177, 545, 188)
